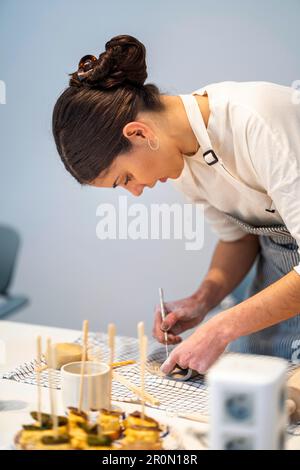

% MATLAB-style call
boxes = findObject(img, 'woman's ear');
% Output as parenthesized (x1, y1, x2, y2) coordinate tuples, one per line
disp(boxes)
(123, 121, 149, 140)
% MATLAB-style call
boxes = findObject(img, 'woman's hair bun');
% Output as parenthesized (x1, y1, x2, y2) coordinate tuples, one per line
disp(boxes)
(70, 34, 148, 89)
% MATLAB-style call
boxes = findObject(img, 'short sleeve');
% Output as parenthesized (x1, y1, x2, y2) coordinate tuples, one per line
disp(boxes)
(246, 113, 300, 275)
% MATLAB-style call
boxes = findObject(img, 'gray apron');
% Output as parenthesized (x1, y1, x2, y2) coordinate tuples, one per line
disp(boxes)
(179, 93, 300, 360)
(225, 213, 300, 359)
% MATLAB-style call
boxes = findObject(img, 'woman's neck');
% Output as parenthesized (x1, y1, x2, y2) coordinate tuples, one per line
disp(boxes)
(160, 93, 210, 156)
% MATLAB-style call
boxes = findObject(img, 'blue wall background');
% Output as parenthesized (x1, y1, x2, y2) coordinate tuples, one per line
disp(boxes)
(0, 0, 299, 335)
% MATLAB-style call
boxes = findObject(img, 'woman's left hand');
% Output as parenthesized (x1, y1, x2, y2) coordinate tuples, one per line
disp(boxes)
(160, 315, 232, 375)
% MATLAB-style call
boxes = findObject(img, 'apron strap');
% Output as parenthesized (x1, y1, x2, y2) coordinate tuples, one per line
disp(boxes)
(179, 94, 274, 210)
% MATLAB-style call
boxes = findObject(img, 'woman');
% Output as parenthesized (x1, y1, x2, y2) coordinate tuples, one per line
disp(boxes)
(53, 35, 300, 374)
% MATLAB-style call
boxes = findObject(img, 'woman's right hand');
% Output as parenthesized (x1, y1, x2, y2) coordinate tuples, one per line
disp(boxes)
(152, 293, 210, 345)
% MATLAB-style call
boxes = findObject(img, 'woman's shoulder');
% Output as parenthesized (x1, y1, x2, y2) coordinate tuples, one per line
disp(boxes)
(193, 80, 293, 103)
(197, 81, 298, 135)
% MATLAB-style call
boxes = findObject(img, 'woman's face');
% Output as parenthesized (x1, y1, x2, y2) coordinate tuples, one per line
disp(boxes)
(90, 118, 185, 197)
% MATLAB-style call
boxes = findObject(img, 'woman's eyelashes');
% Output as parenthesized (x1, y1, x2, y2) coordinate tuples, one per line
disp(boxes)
(124, 174, 132, 186)
(112, 174, 132, 188)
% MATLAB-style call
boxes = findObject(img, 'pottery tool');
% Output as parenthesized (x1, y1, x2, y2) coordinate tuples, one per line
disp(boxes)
(36, 336, 42, 427)
(78, 320, 89, 412)
(158, 288, 169, 359)
(158, 288, 195, 381)
(46, 337, 58, 437)
(108, 323, 116, 411)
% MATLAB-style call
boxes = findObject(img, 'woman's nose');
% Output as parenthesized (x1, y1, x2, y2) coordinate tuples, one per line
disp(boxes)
(125, 183, 144, 197)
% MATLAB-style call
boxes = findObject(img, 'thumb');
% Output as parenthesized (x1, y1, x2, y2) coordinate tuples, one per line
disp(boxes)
(161, 311, 179, 331)
(160, 351, 178, 375)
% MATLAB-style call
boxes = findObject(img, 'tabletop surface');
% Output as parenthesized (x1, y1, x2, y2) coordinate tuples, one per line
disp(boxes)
(0, 320, 299, 450)
(0, 320, 209, 450)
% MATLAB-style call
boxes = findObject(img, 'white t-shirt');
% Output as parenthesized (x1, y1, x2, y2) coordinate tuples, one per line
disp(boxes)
(171, 81, 300, 275)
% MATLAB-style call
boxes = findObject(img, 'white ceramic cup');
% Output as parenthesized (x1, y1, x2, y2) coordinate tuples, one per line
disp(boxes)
(61, 361, 110, 411)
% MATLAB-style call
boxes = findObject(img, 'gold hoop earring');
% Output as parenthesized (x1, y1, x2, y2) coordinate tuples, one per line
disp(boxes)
(147, 136, 160, 151)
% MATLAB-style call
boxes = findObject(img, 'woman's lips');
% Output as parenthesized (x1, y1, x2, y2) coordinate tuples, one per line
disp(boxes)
(159, 177, 168, 183)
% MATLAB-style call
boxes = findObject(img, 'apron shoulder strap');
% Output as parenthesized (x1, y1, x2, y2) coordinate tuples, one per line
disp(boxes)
(179, 93, 274, 210)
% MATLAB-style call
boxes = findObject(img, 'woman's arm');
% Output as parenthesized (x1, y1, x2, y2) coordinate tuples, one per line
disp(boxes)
(220, 269, 300, 341)
(193, 233, 260, 311)
(161, 270, 300, 374)
(152, 234, 260, 344)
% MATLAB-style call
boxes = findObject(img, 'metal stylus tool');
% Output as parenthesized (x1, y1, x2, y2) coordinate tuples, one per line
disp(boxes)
(159, 287, 169, 359)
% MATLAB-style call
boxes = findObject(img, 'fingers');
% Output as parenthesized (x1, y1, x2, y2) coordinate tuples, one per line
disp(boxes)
(160, 351, 178, 375)
(152, 309, 182, 344)
(152, 309, 165, 343)
(161, 311, 179, 332)
(160, 342, 192, 374)
(166, 334, 182, 345)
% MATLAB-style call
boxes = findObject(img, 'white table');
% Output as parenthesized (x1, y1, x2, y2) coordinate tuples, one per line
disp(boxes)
(0, 321, 208, 450)
(0, 321, 299, 450)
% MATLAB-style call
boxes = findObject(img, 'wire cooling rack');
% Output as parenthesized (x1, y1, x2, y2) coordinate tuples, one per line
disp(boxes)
(2, 333, 209, 415)
(3, 332, 300, 419)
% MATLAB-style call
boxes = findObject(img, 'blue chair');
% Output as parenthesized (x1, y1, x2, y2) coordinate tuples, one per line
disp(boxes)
(0, 225, 28, 317)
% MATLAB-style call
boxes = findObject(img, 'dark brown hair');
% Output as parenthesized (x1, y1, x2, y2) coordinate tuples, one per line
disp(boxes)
(52, 35, 166, 184)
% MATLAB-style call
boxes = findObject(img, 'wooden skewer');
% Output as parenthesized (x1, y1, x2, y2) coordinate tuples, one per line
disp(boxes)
(89, 340, 102, 437)
(94, 344, 102, 438)
(112, 360, 136, 368)
(35, 359, 136, 373)
(177, 412, 209, 424)
(36, 336, 42, 427)
(78, 320, 89, 412)
(35, 364, 48, 372)
(47, 338, 58, 437)
(141, 335, 147, 418)
(138, 322, 146, 418)
(137, 321, 144, 354)
(82, 320, 89, 361)
(112, 370, 160, 406)
(88, 360, 93, 413)
(108, 323, 116, 412)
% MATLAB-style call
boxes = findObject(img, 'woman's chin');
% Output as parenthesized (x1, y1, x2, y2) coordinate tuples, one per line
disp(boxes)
(171, 168, 184, 179)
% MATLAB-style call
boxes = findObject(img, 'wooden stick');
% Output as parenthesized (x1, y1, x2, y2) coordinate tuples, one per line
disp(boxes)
(35, 359, 136, 373)
(108, 323, 116, 411)
(138, 322, 146, 418)
(88, 361, 93, 412)
(47, 338, 58, 437)
(177, 412, 209, 424)
(82, 319, 89, 361)
(141, 335, 147, 418)
(137, 321, 144, 354)
(36, 336, 42, 427)
(96, 365, 102, 438)
(35, 364, 48, 373)
(112, 360, 136, 368)
(78, 320, 89, 412)
(112, 370, 160, 406)
(91, 341, 102, 437)
(137, 323, 145, 416)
